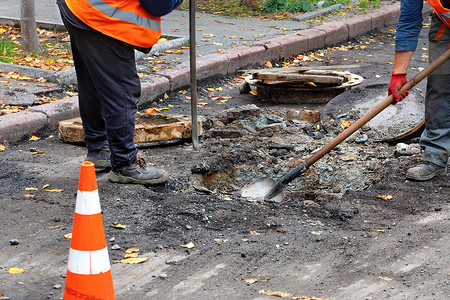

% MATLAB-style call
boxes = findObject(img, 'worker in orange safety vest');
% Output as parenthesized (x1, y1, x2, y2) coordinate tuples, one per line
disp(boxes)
(57, 0, 182, 184)
(388, 0, 450, 181)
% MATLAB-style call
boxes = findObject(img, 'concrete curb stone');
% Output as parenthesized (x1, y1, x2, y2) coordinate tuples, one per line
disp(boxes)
(140, 76, 171, 107)
(379, 3, 401, 27)
(0, 61, 55, 80)
(259, 34, 309, 61)
(0, 111, 48, 142)
(347, 14, 373, 40)
(0, 4, 414, 144)
(299, 28, 327, 52)
(370, 9, 389, 31)
(195, 53, 230, 81)
(318, 21, 350, 47)
(225, 45, 269, 73)
(28, 97, 79, 131)
(157, 61, 191, 92)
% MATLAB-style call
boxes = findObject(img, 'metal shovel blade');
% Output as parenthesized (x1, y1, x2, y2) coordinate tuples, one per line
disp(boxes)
(240, 177, 284, 203)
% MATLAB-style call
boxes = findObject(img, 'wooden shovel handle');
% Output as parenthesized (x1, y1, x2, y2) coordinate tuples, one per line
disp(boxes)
(305, 48, 450, 167)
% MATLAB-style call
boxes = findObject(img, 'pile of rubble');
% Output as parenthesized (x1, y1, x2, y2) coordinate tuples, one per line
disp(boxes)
(188, 104, 422, 200)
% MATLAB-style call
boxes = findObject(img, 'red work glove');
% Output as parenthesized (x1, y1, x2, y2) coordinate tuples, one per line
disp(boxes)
(388, 73, 409, 103)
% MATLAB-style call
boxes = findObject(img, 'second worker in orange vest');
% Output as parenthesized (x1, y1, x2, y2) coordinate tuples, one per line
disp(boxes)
(388, 0, 449, 180)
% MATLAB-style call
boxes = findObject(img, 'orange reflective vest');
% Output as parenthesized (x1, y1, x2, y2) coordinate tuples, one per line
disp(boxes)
(427, 0, 450, 27)
(65, 0, 161, 48)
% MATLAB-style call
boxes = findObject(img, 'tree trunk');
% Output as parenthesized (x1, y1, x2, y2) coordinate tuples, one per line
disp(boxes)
(241, 0, 254, 8)
(20, 0, 45, 55)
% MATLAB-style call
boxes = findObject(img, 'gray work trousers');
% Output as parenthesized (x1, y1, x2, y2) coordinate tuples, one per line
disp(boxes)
(420, 14, 450, 168)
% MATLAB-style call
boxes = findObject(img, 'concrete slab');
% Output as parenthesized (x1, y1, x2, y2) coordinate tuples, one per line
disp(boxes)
(58, 114, 203, 144)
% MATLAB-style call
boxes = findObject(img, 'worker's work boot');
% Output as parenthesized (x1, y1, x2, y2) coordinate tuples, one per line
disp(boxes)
(108, 156, 169, 185)
(85, 143, 112, 169)
(406, 163, 447, 181)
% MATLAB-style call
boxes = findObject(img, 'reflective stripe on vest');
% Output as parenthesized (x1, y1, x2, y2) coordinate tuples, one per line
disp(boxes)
(87, 0, 160, 31)
(65, 0, 161, 48)
(427, 0, 450, 27)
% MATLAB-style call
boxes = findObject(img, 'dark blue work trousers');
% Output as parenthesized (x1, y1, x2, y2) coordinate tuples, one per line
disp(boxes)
(61, 18, 139, 168)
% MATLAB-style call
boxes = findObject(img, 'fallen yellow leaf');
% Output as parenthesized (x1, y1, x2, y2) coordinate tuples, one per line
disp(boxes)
(292, 296, 329, 300)
(213, 238, 229, 243)
(259, 290, 292, 297)
(378, 276, 393, 281)
(144, 107, 160, 114)
(8, 267, 26, 274)
(0, 145, 6, 151)
(378, 195, 393, 200)
(124, 253, 139, 258)
(45, 189, 64, 193)
(114, 257, 149, 264)
(42, 184, 50, 189)
(18, 75, 35, 81)
(111, 224, 126, 229)
(29, 135, 40, 141)
(32, 151, 46, 155)
(265, 61, 273, 68)
(249, 91, 258, 96)
(125, 247, 140, 254)
(23, 194, 35, 198)
(180, 242, 195, 249)
(25, 187, 38, 191)
(63, 233, 72, 239)
(250, 231, 260, 236)
(340, 120, 352, 129)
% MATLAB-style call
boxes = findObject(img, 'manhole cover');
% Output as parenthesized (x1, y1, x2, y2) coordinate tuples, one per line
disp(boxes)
(244, 69, 363, 104)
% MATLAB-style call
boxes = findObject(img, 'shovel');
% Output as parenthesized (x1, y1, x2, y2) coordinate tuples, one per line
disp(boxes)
(241, 49, 450, 202)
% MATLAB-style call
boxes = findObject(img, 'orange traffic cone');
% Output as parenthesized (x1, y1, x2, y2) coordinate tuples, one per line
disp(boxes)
(64, 161, 115, 299)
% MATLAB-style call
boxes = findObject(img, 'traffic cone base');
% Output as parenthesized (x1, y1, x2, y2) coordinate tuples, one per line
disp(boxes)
(65, 271, 115, 299)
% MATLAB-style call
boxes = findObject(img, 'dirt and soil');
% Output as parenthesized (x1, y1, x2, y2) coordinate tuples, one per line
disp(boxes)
(1, 22, 449, 300)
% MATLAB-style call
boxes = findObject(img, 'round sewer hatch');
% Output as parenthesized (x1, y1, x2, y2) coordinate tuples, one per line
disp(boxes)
(244, 70, 364, 104)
